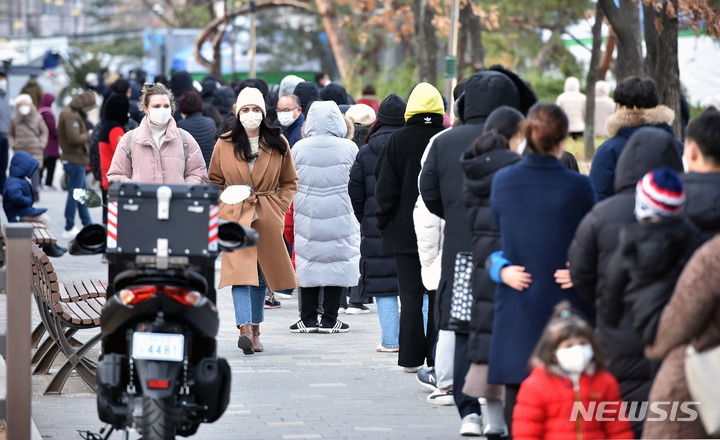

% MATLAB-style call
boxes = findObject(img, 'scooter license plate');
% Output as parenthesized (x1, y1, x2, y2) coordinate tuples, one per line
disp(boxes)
(132, 332, 184, 362)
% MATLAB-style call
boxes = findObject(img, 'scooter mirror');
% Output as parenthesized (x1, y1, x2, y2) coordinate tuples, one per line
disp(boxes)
(219, 185, 252, 205)
(68, 224, 107, 255)
(218, 222, 258, 251)
(72, 188, 103, 207)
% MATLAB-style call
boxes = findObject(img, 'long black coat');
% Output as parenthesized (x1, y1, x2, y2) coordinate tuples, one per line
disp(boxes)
(348, 124, 402, 297)
(567, 127, 683, 437)
(419, 70, 533, 331)
(177, 111, 217, 168)
(461, 148, 520, 363)
(375, 113, 446, 253)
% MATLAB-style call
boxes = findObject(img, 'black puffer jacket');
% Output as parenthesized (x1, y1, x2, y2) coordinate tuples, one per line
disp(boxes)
(461, 148, 520, 362)
(683, 171, 720, 235)
(348, 124, 403, 297)
(419, 68, 536, 331)
(375, 113, 446, 253)
(177, 111, 217, 168)
(567, 126, 683, 438)
(603, 216, 704, 345)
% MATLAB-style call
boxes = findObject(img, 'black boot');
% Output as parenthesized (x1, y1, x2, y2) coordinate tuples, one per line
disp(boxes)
(42, 244, 67, 258)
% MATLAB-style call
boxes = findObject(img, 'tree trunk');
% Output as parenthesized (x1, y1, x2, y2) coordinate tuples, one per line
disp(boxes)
(315, 0, 352, 80)
(599, 0, 644, 80)
(654, 0, 681, 137)
(584, 4, 605, 161)
(412, 0, 437, 84)
(464, 1, 485, 72)
(598, 29, 616, 80)
(643, 4, 659, 76)
(457, 17, 468, 81)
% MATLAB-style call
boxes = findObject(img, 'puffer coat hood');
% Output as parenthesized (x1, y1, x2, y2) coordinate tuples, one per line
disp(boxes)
(564, 76, 580, 92)
(279, 75, 304, 98)
(2, 151, 47, 221)
(405, 82, 444, 120)
(304, 101, 347, 138)
(9, 150, 39, 178)
(294, 81, 320, 114)
(69, 91, 96, 113)
(319, 82, 350, 106)
(614, 127, 683, 194)
(212, 86, 236, 117)
(40, 93, 55, 108)
(595, 80, 611, 97)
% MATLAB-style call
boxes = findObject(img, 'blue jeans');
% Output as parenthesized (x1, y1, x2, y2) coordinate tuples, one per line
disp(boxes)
(63, 163, 92, 231)
(231, 273, 267, 326)
(376, 296, 400, 349)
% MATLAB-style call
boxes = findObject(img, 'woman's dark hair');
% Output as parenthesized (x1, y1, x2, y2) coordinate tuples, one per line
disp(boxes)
(520, 102, 568, 155)
(219, 116, 287, 162)
(364, 120, 385, 145)
(362, 84, 376, 95)
(177, 91, 203, 115)
(465, 130, 509, 159)
(484, 106, 525, 140)
(613, 76, 659, 109)
(531, 301, 606, 371)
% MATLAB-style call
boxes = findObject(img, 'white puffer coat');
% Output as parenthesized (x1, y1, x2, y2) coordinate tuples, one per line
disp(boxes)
(292, 101, 360, 287)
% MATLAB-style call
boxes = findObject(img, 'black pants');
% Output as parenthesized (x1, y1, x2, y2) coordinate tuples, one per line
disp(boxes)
(454, 332, 482, 418)
(300, 286, 342, 327)
(504, 383, 521, 440)
(395, 253, 436, 368)
(44, 156, 58, 187)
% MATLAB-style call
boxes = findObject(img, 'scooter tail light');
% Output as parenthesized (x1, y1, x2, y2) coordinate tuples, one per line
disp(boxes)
(147, 379, 169, 389)
(163, 285, 203, 306)
(119, 286, 158, 305)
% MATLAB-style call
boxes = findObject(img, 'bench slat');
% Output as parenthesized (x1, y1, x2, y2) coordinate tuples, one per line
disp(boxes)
(75, 301, 100, 325)
(72, 280, 90, 301)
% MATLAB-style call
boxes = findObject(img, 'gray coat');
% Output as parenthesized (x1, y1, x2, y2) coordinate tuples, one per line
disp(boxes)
(292, 101, 360, 287)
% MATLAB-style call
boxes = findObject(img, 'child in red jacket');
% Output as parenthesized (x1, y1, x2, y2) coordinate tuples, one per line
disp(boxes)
(512, 301, 634, 440)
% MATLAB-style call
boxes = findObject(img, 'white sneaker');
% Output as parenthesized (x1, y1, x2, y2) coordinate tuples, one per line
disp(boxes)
(61, 226, 81, 239)
(460, 413, 482, 436)
(274, 291, 292, 299)
(427, 388, 455, 406)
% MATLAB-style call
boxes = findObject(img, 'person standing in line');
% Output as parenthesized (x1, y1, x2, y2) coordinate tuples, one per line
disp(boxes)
(290, 100, 359, 334)
(593, 80, 615, 138)
(0, 71, 10, 190)
(555, 77, 586, 140)
(357, 84, 380, 114)
(57, 91, 95, 238)
(20, 75, 43, 108)
(375, 82, 445, 371)
(348, 93, 407, 350)
(38, 93, 60, 190)
(177, 91, 218, 169)
(209, 87, 298, 354)
(8, 93, 48, 202)
(489, 103, 596, 437)
(98, 94, 129, 224)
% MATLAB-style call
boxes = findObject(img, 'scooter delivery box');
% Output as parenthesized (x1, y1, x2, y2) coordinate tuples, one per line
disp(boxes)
(106, 182, 220, 266)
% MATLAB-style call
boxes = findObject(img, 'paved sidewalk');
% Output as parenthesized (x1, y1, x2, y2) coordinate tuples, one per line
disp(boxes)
(2, 184, 463, 439)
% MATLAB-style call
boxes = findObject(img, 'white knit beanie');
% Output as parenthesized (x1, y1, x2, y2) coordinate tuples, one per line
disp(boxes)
(235, 87, 266, 117)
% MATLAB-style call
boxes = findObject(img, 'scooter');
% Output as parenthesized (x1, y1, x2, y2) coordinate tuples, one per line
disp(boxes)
(71, 184, 255, 439)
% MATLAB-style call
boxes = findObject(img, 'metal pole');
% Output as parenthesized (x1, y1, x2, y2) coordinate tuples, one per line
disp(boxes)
(249, 0, 256, 78)
(229, 0, 237, 81)
(5, 224, 32, 440)
(443, 0, 460, 122)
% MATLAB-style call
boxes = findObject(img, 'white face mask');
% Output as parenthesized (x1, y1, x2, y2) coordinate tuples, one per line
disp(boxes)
(18, 105, 31, 116)
(149, 107, 172, 126)
(555, 343, 594, 374)
(240, 112, 263, 131)
(277, 111, 298, 127)
(0, 79, 7, 91)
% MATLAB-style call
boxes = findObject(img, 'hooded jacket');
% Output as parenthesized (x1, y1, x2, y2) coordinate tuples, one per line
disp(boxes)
(556, 77, 587, 134)
(682, 171, 720, 235)
(2, 151, 47, 221)
(279, 75, 304, 98)
(348, 123, 404, 298)
(319, 82, 350, 106)
(293, 81, 320, 115)
(8, 99, 48, 166)
(292, 101, 360, 287)
(568, 127, 683, 437)
(588, 105, 682, 201)
(38, 93, 60, 159)
(461, 147, 520, 362)
(419, 69, 536, 332)
(107, 116, 206, 185)
(58, 91, 95, 165)
(212, 86, 236, 119)
(594, 81, 615, 137)
(375, 82, 445, 253)
(20, 77, 43, 107)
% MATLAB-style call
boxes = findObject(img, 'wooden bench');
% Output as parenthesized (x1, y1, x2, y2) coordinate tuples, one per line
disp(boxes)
(29, 243, 107, 394)
(0, 220, 57, 269)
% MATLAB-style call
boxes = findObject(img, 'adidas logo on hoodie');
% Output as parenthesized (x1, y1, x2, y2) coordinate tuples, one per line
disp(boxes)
(424, 117, 432, 124)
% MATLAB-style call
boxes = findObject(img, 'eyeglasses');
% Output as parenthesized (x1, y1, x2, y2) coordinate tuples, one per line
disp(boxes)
(276, 107, 298, 113)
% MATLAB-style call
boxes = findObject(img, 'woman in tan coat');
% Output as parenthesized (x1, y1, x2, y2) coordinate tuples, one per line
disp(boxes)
(8, 93, 48, 198)
(644, 234, 720, 439)
(208, 87, 298, 355)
